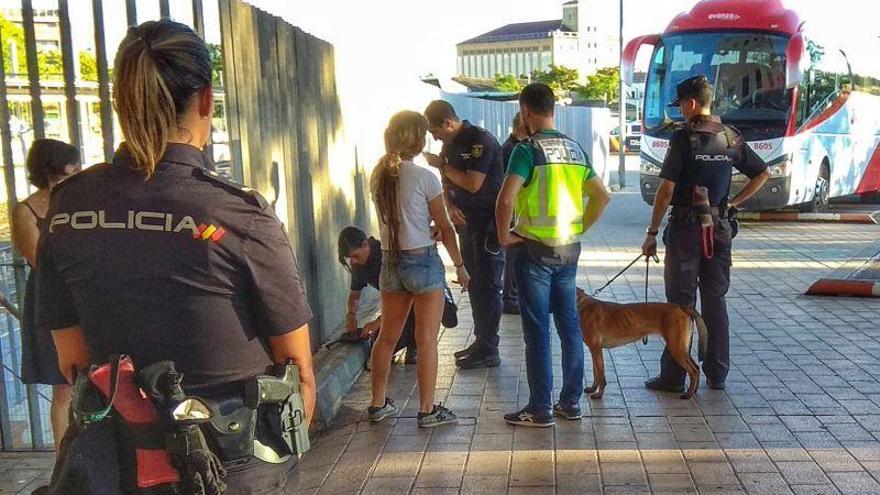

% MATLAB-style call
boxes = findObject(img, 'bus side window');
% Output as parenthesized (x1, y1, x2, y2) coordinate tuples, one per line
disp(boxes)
(801, 38, 850, 122)
(795, 74, 810, 128)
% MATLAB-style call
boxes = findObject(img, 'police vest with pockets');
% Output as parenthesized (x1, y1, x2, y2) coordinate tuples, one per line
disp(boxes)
(514, 131, 591, 246)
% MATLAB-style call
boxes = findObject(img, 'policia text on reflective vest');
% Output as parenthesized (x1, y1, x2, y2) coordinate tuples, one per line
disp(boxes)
(514, 132, 592, 246)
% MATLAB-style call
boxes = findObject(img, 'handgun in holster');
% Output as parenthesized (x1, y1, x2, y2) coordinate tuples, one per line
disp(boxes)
(243, 360, 310, 463)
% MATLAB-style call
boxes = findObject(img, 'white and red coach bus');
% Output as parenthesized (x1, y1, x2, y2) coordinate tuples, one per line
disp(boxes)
(624, 0, 880, 211)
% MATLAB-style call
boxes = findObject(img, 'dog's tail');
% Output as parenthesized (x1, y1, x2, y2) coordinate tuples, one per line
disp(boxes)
(681, 307, 708, 361)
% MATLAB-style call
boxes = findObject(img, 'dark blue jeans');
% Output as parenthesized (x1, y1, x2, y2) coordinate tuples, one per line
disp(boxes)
(512, 243, 584, 413)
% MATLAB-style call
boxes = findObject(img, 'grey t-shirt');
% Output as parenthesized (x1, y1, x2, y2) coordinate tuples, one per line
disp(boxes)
(371, 160, 443, 251)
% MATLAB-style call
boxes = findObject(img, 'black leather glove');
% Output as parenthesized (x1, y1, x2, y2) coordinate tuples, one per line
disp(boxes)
(727, 206, 739, 239)
(169, 427, 227, 495)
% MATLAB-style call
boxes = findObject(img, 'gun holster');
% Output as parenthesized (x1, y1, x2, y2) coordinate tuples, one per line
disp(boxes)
(244, 361, 311, 463)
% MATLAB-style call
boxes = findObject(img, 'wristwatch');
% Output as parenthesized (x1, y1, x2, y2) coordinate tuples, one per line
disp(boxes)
(646, 228, 659, 236)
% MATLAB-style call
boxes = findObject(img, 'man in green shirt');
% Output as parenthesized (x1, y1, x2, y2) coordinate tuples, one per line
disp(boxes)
(496, 83, 610, 427)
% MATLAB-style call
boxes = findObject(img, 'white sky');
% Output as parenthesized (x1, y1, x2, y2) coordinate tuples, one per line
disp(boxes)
(252, 0, 880, 79)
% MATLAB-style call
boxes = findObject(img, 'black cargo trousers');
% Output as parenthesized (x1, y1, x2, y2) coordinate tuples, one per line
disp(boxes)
(659, 215, 732, 385)
(459, 210, 505, 355)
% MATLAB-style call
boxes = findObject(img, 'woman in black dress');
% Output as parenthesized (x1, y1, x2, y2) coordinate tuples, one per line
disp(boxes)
(11, 138, 80, 450)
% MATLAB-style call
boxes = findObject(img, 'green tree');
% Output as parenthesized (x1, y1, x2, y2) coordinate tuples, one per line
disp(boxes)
(575, 67, 620, 103)
(494, 73, 521, 92)
(79, 51, 97, 82)
(0, 13, 27, 76)
(530, 65, 580, 97)
(37, 50, 62, 80)
(208, 43, 224, 87)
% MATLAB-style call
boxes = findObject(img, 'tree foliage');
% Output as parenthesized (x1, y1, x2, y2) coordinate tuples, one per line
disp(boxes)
(79, 51, 97, 82)
(530, 65, 580, 97)
(0, 13, 26, 76)
(209, 43, 224, 87)
(1, 13, 100, 82)
(494, 73, 521, 92)
(576, 67, 619, 103)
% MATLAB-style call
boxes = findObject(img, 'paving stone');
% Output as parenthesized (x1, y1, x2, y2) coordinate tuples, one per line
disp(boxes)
(690, 462, 739, 486)
(738, 472, 795, 495)
(789, 484, 842, 495)
(360, 475, 414, 494)
(827, 471, 880, 495)
(777, 461, 831, 485)
(600, 462, 648, 486)
(460, 474, 508, 495)
(510, 450, 554, 486)
(556, 473, 601, 495)
(6, 194, 880, 495)
(725, 449, 777, 473)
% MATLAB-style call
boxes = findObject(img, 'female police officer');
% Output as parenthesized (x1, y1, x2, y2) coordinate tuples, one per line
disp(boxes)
(37, 19, 314, 494)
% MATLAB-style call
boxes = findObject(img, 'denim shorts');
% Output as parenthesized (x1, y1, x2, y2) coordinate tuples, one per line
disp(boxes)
(380, 245, 446, 294)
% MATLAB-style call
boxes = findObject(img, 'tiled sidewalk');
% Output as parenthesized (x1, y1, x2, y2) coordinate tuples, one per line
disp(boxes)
(291, 193, 880, 495)
(2, 192, 878, 495)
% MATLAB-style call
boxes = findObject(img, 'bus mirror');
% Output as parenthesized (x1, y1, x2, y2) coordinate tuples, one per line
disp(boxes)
(785, 33, 806, 88)
(623, 34, 660, 85)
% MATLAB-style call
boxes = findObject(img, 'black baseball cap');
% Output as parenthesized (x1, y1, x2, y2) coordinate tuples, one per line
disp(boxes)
(669, 75, 713, 107)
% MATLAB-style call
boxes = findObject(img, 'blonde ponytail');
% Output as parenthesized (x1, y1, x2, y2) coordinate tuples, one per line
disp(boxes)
(373, 111, 429, 263)
(113, 20, 212, 176)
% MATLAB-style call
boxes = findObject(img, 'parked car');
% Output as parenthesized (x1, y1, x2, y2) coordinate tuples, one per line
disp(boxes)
(610, 122, 641, 153)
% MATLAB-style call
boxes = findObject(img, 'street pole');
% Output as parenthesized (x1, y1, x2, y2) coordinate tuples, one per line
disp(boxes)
(617, 0, 626, 188)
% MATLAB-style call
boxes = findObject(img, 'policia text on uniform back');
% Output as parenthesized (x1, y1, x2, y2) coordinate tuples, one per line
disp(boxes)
(37, 19, 316, 495)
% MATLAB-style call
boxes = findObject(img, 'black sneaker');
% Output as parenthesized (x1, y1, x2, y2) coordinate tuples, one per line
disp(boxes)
(504, 406, 555, 427)
(453, 342, 480, 360)
(418, 404, 458, 428)
(456, 352, 500, 369)
(644, 375, 685, 393)
(553, 402, 582, 420)
(367, 398, 398, 422)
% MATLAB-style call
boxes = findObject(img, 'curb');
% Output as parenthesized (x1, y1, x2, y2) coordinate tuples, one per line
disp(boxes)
(308, 293, 379, 433)
(738, 211, 879, 223)
(310, 338, 370, 433)
(806, 278, 880, 298)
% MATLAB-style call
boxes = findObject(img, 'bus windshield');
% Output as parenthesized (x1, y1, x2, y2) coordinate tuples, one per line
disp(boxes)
(644, 32, 790, 139)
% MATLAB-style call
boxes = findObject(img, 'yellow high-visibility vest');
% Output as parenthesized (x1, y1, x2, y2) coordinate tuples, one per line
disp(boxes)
(514, 132, 591, 246)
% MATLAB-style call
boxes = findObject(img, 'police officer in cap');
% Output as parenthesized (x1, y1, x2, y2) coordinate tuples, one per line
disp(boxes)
(642, 75, 769, 393)
(423, 101, 506, 369)
(38, 19, 314, 493)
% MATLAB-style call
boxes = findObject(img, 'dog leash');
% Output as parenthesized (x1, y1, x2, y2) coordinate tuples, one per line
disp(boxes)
(591, 253, 659, 345)
(590, 253, 659, 298)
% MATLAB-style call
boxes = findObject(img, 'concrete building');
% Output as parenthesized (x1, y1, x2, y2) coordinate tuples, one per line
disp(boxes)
(456, 0, 618, 82)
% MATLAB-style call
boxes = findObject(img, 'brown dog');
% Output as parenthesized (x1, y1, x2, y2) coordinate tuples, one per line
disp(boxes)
(576, 288, 707, 400)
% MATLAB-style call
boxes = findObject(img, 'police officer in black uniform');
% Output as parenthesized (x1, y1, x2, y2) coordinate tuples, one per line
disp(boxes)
(642, 76, 770, 392)
(499, 112, 528, 315)
(37, 20, 314, 494)
(423, 100, 505, 369)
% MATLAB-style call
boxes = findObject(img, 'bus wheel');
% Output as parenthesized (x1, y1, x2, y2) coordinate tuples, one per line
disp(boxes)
(810, 161, 831, 213)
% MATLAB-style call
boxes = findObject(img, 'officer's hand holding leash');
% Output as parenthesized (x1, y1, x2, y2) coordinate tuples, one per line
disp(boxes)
(641, 228, 659, 257)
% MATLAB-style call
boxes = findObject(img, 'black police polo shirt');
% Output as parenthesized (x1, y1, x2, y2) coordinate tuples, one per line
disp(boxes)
(36, 143, 313, 397)
(440, 120, 504, 212)
(659, 115, 767, 207)
(350, 237, 381, 291)
(501, 134, 524, 171)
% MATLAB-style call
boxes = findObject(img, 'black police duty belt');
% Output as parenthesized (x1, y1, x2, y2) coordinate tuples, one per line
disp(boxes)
(669, 205, 728, 223)
(201, 361, 310, 465)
